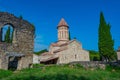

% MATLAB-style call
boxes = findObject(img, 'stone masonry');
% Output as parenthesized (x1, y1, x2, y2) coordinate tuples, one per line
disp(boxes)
(0, 12, 35, 70)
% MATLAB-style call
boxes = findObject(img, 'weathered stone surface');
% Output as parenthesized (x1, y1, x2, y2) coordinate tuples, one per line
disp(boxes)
(37, 18, 90, 64)
(0, 12, 34, 70)
(117, 47, 120, 62)
(70, 61, 106, 69)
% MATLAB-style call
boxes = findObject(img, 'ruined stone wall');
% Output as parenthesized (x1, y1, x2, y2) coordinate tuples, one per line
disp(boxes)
(0, 12, 35, 70)
(70, 61, 106, 69)
(117, 52, 120, 61)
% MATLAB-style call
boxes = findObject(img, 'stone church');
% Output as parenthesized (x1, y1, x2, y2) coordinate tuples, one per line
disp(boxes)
(39, 18, 90, 64)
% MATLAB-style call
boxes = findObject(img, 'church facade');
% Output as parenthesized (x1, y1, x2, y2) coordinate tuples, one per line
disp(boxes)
(39, 18, 90, 64)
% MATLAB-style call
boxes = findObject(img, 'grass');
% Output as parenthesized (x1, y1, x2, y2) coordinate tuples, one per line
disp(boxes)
(0, 64, 120, 80)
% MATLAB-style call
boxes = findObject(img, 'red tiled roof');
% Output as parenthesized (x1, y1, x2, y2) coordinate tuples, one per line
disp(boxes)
(40, 56, 58, 62)
(53, 46, 68, 53)
(57, 18, 68, 27)
(40, 52, 51, 56)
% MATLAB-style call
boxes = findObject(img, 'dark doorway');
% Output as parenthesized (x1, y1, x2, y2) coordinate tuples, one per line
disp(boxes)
(8, 57, 19, 71)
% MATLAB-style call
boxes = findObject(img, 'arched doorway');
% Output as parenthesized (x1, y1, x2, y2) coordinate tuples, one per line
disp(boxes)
(0, 24, 14, 43)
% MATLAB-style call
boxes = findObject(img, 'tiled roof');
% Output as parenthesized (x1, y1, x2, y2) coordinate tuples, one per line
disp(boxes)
(40, 52, 51, 56)
(57, 18, 68, 27)
(53, 46, 68, 53)
(40, 56, 58, 62)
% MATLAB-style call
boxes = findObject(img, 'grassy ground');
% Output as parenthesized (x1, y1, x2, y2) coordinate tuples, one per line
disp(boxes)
(0, 64, 120, 80)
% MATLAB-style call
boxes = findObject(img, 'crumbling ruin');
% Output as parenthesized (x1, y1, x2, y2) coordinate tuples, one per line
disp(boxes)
(0, 12, 34, 70)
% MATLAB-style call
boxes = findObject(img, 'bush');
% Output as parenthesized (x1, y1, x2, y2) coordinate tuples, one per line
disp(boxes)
(33, 64, 45, 68)
(89, 50, 100, 61)
(0, 69, 12, 79)
(106, 65, 120, 71)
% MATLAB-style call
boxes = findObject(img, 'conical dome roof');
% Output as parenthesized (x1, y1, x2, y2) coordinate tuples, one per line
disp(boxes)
(57, 18, 69, 28)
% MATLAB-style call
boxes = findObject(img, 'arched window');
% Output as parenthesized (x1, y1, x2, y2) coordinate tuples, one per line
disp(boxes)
(0, 25, 14, 43)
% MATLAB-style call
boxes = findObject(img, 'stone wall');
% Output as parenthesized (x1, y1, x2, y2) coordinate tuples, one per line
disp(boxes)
(57, 40, 90, 64)
(0, 12, 35, 70)
(70, 61, 105, 68)
(117, 52, 120, 61)
(33, 54, 39, 64)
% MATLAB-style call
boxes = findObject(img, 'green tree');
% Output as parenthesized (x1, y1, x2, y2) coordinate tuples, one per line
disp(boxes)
(5, 26, 11, 43)
(89, 50, 100, 61)
(34, 49, 48, 55)
(69, 31, 71, 40)
(10, 29, 14, 43)
(98, 12, 116, 62)
(19, 15, 23, 19)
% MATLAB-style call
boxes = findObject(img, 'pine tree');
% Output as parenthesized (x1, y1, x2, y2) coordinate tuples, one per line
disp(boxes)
(98, 12, 116, 62)
(5, 26, 11, 43)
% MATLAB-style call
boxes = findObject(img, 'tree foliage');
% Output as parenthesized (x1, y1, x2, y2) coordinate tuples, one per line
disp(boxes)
(98, 12, 116, 62)
(89, 50, 100, 61)
(19, 15, 23, 19)
(34, 49, 48, 55)
(4, 26, 13, 43)
(5, 26, 11, 43)
(69, 31, 71, 40)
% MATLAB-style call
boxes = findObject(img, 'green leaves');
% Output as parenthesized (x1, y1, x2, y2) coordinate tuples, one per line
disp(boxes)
(4, 26, 13, 43)
(98, 12, 116, 61)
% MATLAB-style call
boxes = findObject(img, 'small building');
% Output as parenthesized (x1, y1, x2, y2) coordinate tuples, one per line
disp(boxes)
(117, 47, 120, 61)
(39, 18, 90, 64)
(33, 54, 39, 64)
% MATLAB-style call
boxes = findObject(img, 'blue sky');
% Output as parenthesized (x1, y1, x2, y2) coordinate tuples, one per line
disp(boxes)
(0, 0, 120, 52)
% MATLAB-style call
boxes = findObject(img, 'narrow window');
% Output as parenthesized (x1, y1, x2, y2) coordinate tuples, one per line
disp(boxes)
(0, 25, 14, 43)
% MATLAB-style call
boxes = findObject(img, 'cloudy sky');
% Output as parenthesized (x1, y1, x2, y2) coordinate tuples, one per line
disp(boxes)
(0, 0, 120, 52)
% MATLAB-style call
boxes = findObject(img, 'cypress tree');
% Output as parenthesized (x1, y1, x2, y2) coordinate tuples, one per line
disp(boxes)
(10, 29, 14, 43)
(69, 31, 71, 40)
(98, 12, 116, 62)
(5, 26, 11, 43)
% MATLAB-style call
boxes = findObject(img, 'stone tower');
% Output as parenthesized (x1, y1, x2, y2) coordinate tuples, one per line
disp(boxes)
(57, 18, 69, 44)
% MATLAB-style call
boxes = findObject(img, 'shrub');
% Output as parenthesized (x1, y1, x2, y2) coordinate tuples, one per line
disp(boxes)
(33, 64, 45, 68)
(0, 69, 12, 79)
